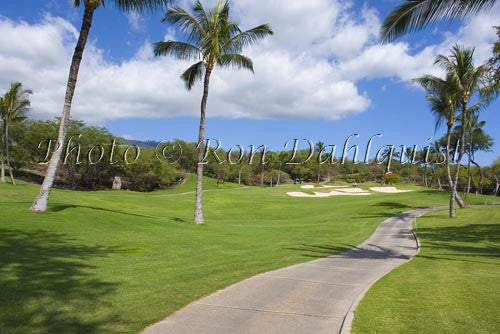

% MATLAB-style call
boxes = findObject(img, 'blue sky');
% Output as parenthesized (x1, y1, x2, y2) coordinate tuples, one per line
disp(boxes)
(0, 0, 498, 164)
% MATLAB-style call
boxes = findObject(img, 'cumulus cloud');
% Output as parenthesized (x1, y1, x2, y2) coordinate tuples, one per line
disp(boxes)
(0, 1, 498, 124)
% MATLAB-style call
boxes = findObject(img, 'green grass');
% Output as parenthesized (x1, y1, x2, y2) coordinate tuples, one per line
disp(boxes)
(352, 206, 500, 334)
(0, 177, 495, 334)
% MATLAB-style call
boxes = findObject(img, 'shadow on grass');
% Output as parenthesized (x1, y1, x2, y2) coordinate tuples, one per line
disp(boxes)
(0, 229, 125, 334)
(416, 224, 500, 264)
(286, 242, 413, 260)
(50, 204, 154, 219)
(374, 202, 413, 209)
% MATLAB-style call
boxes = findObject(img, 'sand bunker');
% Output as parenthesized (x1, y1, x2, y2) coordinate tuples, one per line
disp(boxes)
(322, 185, 348, 188)
(288, 186, 413, 197)
(334, 187, 370, 193)
(301, 185, 349, 189)
(369, 187, 413, 193)
(287, 191, 371, 198)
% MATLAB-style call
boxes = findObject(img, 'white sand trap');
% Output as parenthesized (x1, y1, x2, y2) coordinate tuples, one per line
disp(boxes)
(287, 191, 371, 198)
(370, 187, 413, 193)
(335, 187, 370, 193)
(301, 185, 348, 190)
(322, 185, 348, 188)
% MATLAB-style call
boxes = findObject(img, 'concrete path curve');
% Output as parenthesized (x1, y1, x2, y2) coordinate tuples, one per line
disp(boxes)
(144, 208, 438, 334)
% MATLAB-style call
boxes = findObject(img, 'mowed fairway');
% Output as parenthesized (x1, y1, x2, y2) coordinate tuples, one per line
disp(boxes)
(352, 206, 500, 334)
(0, 178, 495, 334)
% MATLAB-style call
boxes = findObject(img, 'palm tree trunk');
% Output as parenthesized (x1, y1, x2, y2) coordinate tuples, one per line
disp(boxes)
(317, 165, 320, 184)
(4, 122, 15, 185)
(452, 104, 467, 210)
(238, 169, 241, 185)
(0, 126, 5, 183)
(437, 176, 442, 190)
(495, 176, 499, 195)
(31, 7, 95, 212)
(277, 169, 281, 187)
(444, 124, 456, 218)
(466, 131, 473, 198)
(194, 65, 213, 224)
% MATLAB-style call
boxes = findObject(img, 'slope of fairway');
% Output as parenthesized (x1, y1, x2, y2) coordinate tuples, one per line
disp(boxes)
(0, 179, 495, 334)
(352, 206, 500, 334)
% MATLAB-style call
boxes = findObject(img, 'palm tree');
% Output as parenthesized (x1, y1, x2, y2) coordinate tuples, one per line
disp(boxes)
(437, 46, 491, 209)
(0, 82, 32, 186)
(0, 98, 5, 184)
(154, 0, 273, 224)
(413, 74, 461, 217)
(30, 0, 171, 212)
(381, 0, 498, 42)
(456, 112, 490, 197)
(315, 141, 326, 184)
(276, 151, 288, 187)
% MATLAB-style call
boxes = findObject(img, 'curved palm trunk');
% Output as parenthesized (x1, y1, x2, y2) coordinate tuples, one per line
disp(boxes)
(495, 176, 500, 195)
(4, 122, 15, 185)
(277, 169, 281, 187)
(194, 65, 213, 224)
(444, 124, 457, 217)
(452, 104, 468, 210)
(31, 7, 95, 212)
(466, 130, 473, 198)
(1, 127, 5, 183)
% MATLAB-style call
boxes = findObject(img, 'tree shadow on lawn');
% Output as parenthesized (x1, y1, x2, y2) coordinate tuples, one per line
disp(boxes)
(353, 201, 419, 219)
(286, 243, 412, 260)
(0, 229, 127, 334)
(416, 223, 500, 265)
(50, 203, 155, 219)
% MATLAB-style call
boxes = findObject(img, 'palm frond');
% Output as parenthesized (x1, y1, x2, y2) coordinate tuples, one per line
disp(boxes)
(217, 53, 254, 72)
(163, 7, 207, 43)
(381, 0, 498, 43)
(181, 61, 205, 90)
(412, 74, 458, 132)
(1, 82, 32, 122)
(73, 0, 171, 13)
(222, 24, 273, 53)
(153, 41, 202, 61)
(110, 0, 171, 13)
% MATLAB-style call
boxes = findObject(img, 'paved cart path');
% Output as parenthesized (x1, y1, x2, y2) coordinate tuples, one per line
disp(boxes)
(144, 208, 439, 334)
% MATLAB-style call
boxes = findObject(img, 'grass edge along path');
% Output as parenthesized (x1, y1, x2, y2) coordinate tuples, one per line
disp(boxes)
(352, 205, 500, 334)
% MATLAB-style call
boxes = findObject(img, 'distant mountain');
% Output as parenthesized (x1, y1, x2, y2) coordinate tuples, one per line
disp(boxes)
(121, 138, 160, 148)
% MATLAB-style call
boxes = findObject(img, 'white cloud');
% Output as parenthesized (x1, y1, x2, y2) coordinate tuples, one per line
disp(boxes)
(126, 10, 143, 32)
(0, 1, 498, 124)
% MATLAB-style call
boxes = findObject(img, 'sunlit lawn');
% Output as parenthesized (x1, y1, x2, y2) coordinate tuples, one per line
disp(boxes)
(352, 206, 500, 334)
(0, 177, 496, 334)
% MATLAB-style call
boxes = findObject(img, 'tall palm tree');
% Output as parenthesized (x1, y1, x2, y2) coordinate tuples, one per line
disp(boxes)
(413, 74, 461, 217)
(0, 82, 32, 186)
(381, 0, 498, 42)
(436, 46, 491, 210)
(0, 98, 5, 184)
(154, 0, 273, 224)
(30, 0, 171, 212)
(456, 112, 489, 197)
